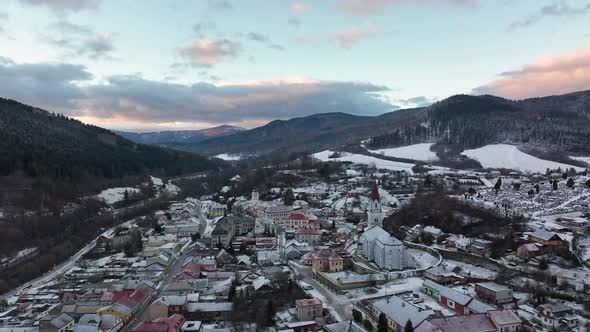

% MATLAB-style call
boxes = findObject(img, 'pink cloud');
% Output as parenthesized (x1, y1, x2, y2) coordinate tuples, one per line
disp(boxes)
(475, 48, 590, 99)
(328, 27, 363, 48)
(290, 2, 311, 15)
(178, 38, 240, 67)
(338, 0, 475, 16)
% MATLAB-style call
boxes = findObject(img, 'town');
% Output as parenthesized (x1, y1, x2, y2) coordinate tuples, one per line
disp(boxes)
(1, 155, 590, 332)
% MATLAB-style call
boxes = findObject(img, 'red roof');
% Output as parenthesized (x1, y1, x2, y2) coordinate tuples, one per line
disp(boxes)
(133, 314, 185, 332)
(296, 298, 322, 307)
(288, 213, 308, 220)
(368, 182, 380, 201)
(100, 291, 130, 302)
(295, 228, 321, 236)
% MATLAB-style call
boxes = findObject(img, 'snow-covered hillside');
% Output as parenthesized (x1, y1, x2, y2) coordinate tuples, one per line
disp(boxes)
(313, 150, 416, 174)
(215, 153, 242, 161)
(97, 187, 140, 204)
(570, 156, 590, 165)
(368, 143, 438, 162)
(462, 144, 585, 173)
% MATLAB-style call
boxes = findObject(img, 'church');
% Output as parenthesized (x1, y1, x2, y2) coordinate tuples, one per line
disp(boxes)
(358, 183, 416, 271)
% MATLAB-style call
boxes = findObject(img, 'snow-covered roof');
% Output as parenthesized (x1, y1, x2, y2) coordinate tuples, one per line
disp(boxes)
(362, 226, 402, 246)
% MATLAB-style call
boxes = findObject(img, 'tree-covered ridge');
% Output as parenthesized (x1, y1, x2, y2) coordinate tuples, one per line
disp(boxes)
(0, 97, 214, 181)
(367, 92, 590, 153)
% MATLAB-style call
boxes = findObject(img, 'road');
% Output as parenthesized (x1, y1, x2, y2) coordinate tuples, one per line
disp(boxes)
(121, 244, 191, 332)
(0, 227, 115, 301)
(290, 262, 350, 321)
(1, 187, 174, 301)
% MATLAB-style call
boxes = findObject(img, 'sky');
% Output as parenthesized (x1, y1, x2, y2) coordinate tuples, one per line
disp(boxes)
(0, 0, 589, 132)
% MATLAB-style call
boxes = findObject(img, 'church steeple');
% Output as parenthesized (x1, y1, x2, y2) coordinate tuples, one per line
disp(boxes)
(367, 181, 384, 228)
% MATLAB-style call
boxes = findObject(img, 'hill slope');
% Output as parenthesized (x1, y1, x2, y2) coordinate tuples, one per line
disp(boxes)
(157, 89, 590, 160)
(0, 98, 214, 180)
(0, 97, 216, 211)
(173, 110, 425, 157)
(369, 91, 590, 154)
(116, 125, 245, 145)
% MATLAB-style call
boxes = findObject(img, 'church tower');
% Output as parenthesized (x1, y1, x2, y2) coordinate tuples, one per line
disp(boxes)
(251, 189, 259, 203)
(367, 182, 384, 228)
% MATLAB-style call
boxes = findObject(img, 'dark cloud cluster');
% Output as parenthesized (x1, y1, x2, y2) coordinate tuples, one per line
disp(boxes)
(508, 1, 590, 31)
(42, 20, 115, 60)
(0, 58, 395, 126)
(235, 32, 286, 51)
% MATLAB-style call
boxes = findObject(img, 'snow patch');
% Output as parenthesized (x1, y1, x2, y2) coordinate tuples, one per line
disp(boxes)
(215, 153, 242, 161)
(462, 144, 585, 174)
(97, 187, 140, 204)
(369, 143, 438, 162)
(312, 150, 415, 174)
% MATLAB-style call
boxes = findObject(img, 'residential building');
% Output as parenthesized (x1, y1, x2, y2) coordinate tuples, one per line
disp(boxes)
(528, 230, 564, 247)
(370, 296, 432, 332)
(132, 314, 185, 332)
(264, 205, 294, 223)
(308, 249, 344, 273)
(516, 243, 543, 258)
(210, 217, 236, 248)
(294, 228, 322, 244)
(415, 310, 521, 332)
(535, 303, 578, 330)
(296, 298, 323, 321)
(487, 310, 523, 332)
(475, 282, 513, 305)
(421, 280, 494, 315)
(40, 313, 75, 332)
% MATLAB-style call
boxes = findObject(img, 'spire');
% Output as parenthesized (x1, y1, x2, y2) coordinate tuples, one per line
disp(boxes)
(369, 181, 380, 201)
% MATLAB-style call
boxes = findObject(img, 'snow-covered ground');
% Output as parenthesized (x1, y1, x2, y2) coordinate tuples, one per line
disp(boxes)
(96, 187, 140, 204)
(151, 176, 180, 195)
(408, 249, 439, 269)
(215, 153, 242, 161)
(439, 259, 497, 279)
(570, 156, 590, 165)
(313, 150, 416, 174)
(368, 143, 438, 162)
(462, 144, 585, 173)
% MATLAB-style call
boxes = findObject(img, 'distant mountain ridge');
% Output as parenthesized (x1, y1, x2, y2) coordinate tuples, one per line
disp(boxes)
(170, 89, 590, 158)
(116, 125, 245, 145)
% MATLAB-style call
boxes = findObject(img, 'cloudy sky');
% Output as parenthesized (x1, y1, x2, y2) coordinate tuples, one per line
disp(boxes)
(1, 0, 589, 131)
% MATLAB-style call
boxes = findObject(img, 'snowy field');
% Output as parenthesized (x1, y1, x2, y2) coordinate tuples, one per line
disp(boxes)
(313, 150, 416, 174)
(368, 143, 438, 162)
(215, 153, 242, 161)
(439, 259, 497, 279)
(462, 144, 585, 173)
(408, 249, 440, 269)
(97, 187, 140, 204)
(570, 156, 590, 165)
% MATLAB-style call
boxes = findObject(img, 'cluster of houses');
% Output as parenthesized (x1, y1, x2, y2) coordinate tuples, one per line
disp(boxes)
(3, 160, 590, 332)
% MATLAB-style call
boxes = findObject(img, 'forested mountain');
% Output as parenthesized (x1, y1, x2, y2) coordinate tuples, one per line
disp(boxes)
(0, 97, 215, 211)
(171, 89, 590, 159)
(367, 90, 590, 154)
(171, 110, 431, 157)
(116, 125, 245, 145)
